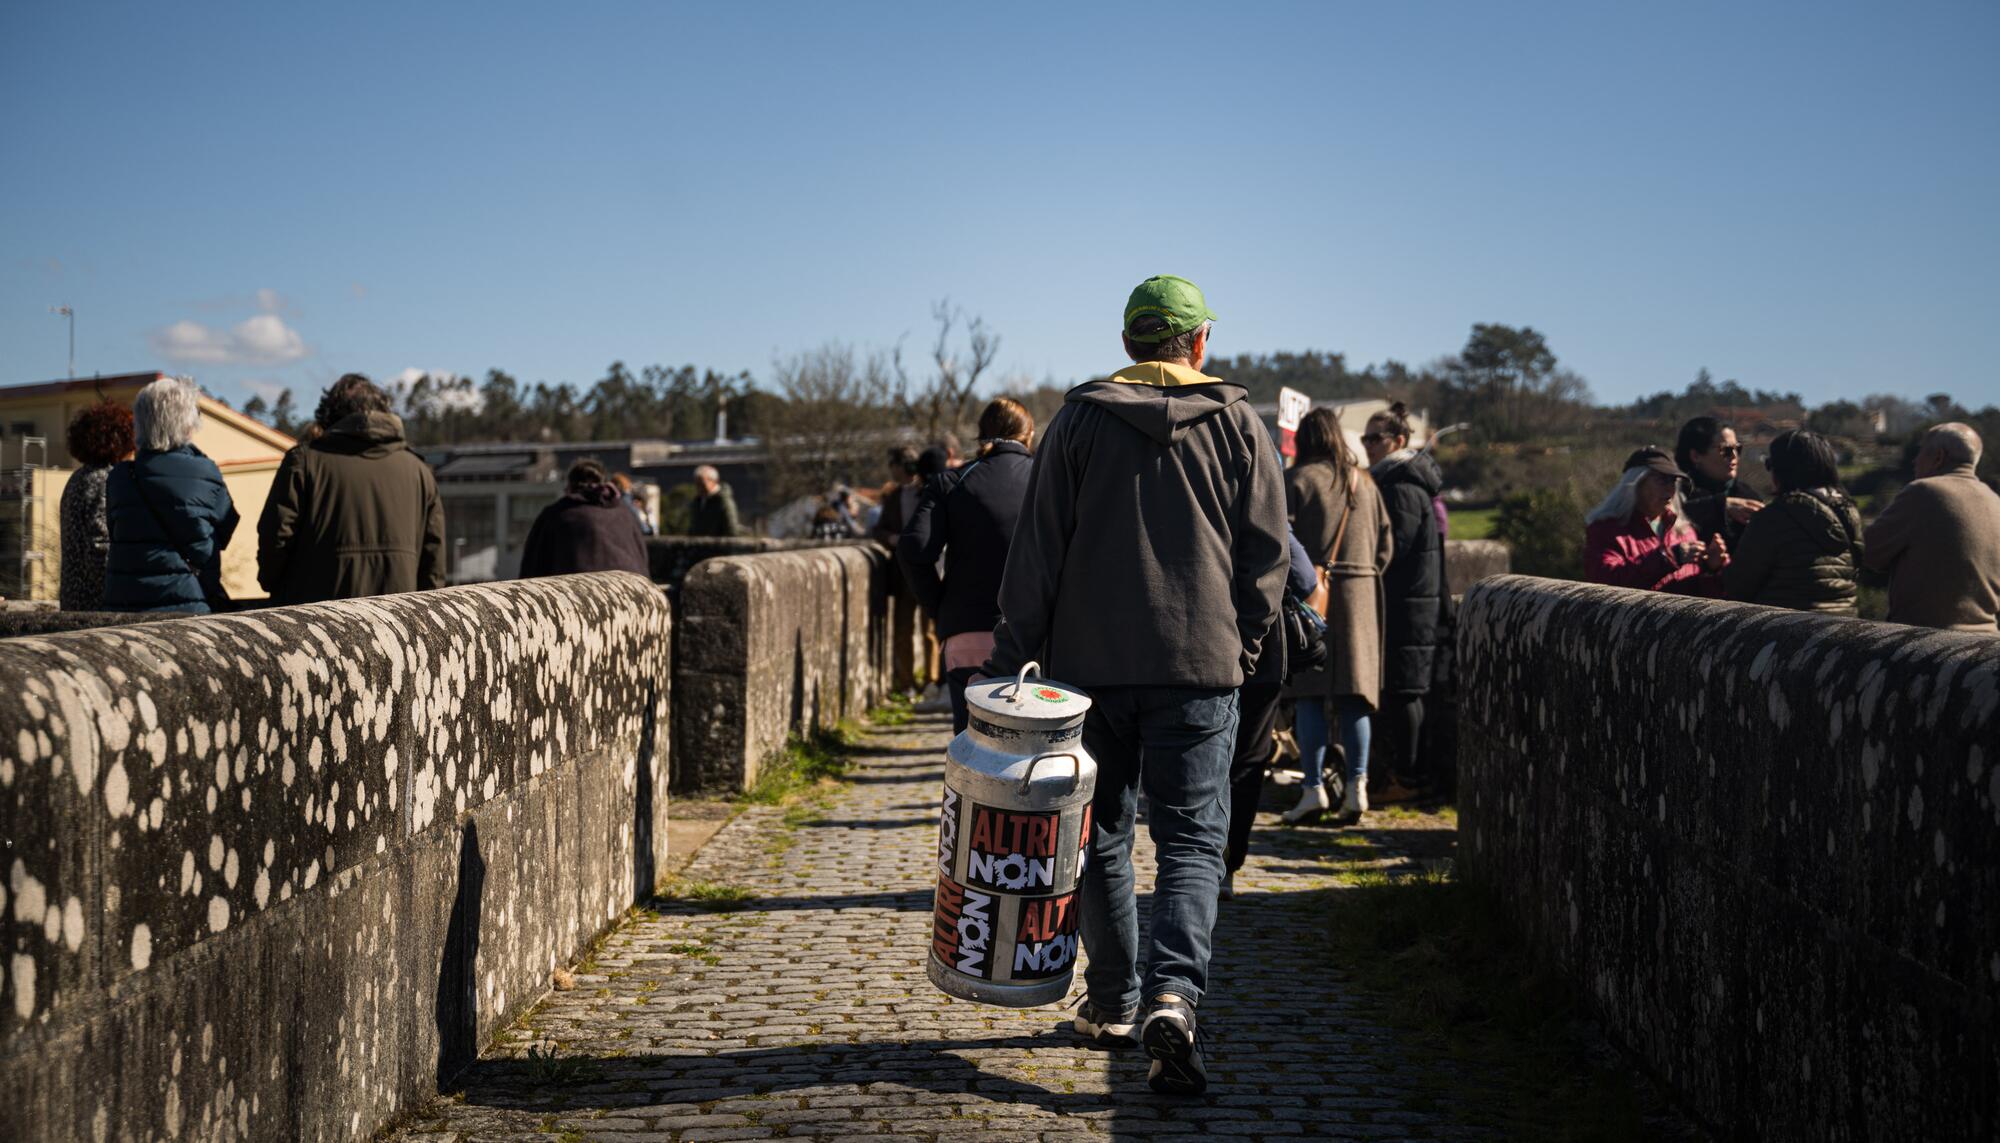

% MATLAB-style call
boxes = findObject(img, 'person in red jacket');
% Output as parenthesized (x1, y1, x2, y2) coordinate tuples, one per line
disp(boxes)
(1583, 447, 1728, 594)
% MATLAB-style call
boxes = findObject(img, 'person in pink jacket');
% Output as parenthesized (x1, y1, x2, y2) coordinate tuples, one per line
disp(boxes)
(1583, 447, 1728, 595)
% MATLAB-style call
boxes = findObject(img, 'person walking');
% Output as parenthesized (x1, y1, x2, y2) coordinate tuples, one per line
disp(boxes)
(871, 445, 923, 547)
(1284, 407, 1391, 823)
(896, 398, 1035, 732)
(984, 275, 1288, 1094)
(1863, 423, 2000, 631)
(1724, 430, 1864, 614)
(1584, 446, 1729, 596)
(1362, 402, 1445, 804)
(1676, 415, 1764, 547)
(256, 373, 445, 605)
(611, 472, 656, 536)
(687, 465, 743, 537)
(103, 377, 239, 614)
(58, 402, 136, 611)
(519, 460, 651, 578)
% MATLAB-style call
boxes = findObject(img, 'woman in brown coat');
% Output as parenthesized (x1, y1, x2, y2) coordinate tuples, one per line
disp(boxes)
(1282, 408, 1391, 824)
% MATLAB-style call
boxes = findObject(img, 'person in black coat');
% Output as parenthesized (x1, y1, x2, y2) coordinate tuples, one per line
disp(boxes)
(1363, 402, 1444, 801)
(896, 398, 1035, 732)
(519, 460, 650, 579)
(104, 377, 239, 614)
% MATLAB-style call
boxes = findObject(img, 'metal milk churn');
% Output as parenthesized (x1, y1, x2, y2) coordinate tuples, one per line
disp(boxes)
(928, 662, 1097, 1008)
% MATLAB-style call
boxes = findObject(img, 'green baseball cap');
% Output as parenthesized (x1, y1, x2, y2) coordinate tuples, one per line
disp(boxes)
(1123, 274, 1217, 343)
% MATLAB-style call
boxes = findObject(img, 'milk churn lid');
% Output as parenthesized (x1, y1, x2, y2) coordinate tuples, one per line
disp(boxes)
(964, 661, 1092, 730)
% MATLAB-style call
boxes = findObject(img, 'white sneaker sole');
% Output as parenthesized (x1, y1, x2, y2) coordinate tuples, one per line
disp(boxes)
(1072, 1014, 1137, 1048)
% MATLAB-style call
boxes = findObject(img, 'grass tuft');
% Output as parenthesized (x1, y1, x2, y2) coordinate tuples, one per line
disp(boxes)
(659, 876, 754, 911)
(742, 728, 856, 806)
(868, 691, 917, 727)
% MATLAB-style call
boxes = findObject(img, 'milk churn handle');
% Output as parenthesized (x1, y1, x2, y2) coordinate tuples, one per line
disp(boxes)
(996, 660, 1042, 703)
(1018, 751, 1081, 796)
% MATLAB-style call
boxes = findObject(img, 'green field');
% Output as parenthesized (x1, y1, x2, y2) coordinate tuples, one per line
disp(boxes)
(1448, 506, 1499, 541)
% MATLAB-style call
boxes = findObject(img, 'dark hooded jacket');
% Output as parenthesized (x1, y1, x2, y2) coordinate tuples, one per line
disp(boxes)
(1371, 448, 1445, 694)
(897, 440, 1033, 639)
(984, 362, 1290, 690)
(1724, 487, 1864, 614)
(519, 482, 651, 579)
(104, 446, 239, 613)
(256, 411, 445, 605)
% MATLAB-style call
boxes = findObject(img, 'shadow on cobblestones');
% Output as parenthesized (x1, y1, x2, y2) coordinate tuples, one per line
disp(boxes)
(392, 712, 1508, 1142)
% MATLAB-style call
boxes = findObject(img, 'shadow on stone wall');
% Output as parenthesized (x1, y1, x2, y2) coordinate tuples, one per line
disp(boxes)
(435, 822, 486, 1087)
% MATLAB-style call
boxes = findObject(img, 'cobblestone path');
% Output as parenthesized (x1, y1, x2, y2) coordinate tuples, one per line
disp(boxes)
(393, 712, 1488, 1142)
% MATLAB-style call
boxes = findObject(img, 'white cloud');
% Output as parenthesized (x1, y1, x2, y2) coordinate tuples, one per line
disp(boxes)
(397, 368, 483, 414)
(151, 313, 310, 366)
(255, 288, 288, 313)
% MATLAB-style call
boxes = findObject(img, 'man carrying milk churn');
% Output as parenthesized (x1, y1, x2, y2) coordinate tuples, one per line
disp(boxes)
(982, 274, 1289, 1094)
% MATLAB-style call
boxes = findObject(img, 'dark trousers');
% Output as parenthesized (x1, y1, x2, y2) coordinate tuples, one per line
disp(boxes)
(1224, 682, 1283, 873)
(1379, 692, 1426, 786)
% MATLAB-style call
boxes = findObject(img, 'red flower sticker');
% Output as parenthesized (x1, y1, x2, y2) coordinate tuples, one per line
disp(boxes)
(1033, 687, 1067, 703)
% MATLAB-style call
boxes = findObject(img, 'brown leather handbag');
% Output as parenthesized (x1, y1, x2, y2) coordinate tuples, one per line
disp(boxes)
(1304, 482, 1353, 618)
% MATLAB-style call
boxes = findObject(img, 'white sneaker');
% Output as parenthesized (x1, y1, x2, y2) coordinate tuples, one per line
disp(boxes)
(1280, 782, 1330, 823)
(1332, 780, 1368, 826)
(1269, 768, 1305, 787)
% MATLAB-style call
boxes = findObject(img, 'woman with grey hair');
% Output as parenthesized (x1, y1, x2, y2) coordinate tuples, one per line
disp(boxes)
(103, 377, 239, 612)
(1582, 446, 1726, 595)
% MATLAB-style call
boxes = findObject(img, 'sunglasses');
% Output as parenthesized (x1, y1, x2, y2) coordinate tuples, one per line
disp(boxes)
(1361, 432, 1389, 444)
(1715, 445, 1743, 457)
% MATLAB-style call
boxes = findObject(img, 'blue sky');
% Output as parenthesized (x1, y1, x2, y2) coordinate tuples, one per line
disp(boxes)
(3, 1, 1995, 412)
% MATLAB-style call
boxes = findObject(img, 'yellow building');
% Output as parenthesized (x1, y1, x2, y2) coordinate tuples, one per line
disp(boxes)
(0, 372, 296, 604)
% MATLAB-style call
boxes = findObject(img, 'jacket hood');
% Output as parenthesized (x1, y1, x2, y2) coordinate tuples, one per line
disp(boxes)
(1068, 367, 1249, 446)
(1370, 448, 1444, 496)
(318, 411, 408, 457)
(1773, 488, 1861, 555)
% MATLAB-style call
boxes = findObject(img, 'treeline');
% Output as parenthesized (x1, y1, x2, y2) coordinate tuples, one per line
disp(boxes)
(242, 363, 777, 448)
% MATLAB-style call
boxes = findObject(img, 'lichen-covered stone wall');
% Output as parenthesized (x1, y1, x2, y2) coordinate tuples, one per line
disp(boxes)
(675, 546, 890, 793)
(0, 573, 672, 1142)
(1458, 575, 2000, 1141)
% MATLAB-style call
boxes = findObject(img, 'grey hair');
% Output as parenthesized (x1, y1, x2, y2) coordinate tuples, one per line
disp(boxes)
(1585, 464, 1686, 526)
(1923, 422, 1982, 468)
(133, 376, 201, 452)
(693, 464, 720, 483)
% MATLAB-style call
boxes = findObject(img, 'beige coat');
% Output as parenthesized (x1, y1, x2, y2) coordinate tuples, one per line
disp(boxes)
(1863, 464, 2000, 631)
(1284, 459, 1392, 708)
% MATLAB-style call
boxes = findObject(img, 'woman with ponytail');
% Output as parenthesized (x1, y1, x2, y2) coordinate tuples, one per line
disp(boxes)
(1362, 401, 1445, 804)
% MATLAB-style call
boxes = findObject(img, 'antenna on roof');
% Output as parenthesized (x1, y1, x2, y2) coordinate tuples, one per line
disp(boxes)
(48, 305, 74, 378)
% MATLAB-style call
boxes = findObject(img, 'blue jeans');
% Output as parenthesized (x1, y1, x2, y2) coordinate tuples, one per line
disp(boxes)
(1296, 696, 1372, 788)
(1077, 686, 1239, 1011)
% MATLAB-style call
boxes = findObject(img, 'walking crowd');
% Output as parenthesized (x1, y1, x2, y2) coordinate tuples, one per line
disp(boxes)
(49, 278, 2000, 1102)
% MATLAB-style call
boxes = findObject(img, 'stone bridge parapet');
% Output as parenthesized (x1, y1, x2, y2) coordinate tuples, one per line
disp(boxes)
(0, 572, 671, 1142)
(1458, 575, 1999, 1141)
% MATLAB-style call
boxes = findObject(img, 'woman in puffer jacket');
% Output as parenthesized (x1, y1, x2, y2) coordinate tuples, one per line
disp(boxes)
(103, 378, 238, 613)
(1724, 429, 1863, 614)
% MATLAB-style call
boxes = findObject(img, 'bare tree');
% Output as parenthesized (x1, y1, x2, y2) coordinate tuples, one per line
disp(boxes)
(893, 300, 1000, 443)
(763, 343, 897, 506)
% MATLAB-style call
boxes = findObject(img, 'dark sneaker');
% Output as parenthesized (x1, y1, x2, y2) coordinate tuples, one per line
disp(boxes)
(1071, 998, 1138, 1048)
(1141, 995, 1206, 1094)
